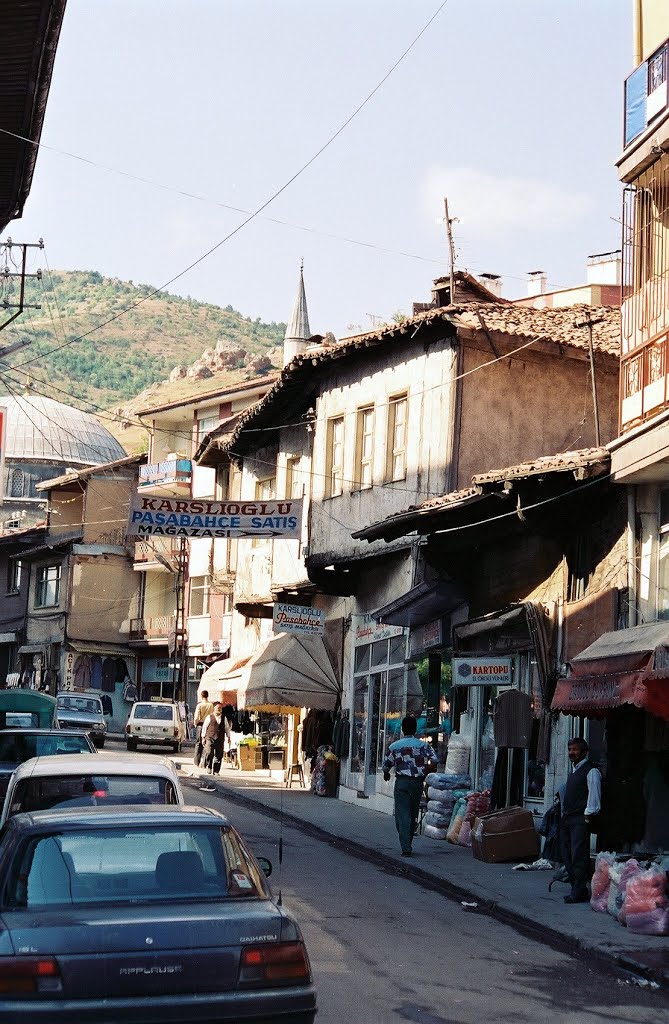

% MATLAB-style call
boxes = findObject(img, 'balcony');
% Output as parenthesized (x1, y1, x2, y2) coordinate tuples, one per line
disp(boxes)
(133, 537, 182, 571)
(138, 458, 192, 497)
(130, 615, 176, 642)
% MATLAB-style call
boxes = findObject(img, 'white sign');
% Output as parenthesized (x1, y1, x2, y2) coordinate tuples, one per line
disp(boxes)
(203, 639, 230, 655)
(127, 495, 303, 540)
(273, 603, 325, 637)
(353, 614, 404, 645)
(452, 657, 512, 686)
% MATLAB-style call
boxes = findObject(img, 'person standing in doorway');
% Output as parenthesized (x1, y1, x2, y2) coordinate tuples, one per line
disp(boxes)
(193, 689, 214, 767)
(382, 715, 437, 857)
(560, 737, 601, 904)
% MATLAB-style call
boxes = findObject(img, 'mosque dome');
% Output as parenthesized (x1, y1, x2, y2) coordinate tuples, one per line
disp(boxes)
(0, 393, 126, 466)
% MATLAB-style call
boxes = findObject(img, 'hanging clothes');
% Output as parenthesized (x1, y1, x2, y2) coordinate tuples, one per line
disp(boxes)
(493, 690, 533, 748)
(101, 658, 116, 692)
(90, 656, 103, 691)
(490, 748, 525, 810)
(73, 655, 91, 691)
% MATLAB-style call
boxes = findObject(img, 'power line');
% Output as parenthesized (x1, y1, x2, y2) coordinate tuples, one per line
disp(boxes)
(8, 0, 451, 373)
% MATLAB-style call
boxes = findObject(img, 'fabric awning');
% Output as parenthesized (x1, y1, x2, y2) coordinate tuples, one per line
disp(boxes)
(68, 641, 135, 659)
(239, 633, 341, 712)
(552, 622, 669, 721)
(199, 657, 251, 707)
(18, 643, 46, 655)
(454, 605, 526, 641)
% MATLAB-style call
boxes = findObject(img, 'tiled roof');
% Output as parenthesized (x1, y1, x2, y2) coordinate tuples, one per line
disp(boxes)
(216, 303, 620, 461)
(352, 448, 611, 542)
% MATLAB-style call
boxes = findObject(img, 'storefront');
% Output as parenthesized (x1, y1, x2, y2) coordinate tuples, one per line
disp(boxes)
(63, 642, 138, 734)
(552, 621, 669, 854)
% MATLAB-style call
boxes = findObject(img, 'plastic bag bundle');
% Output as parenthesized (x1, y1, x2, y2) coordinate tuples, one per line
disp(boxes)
(607, 862, 625, 917)
(463, 791, 491, 823)
(458, 820, 472, 847)
(427, 796, 456, 815)
(444, 735, 471, 776)
(446, 797, 467, 844)
(423, 823, 449, 840)
(616, 859, 641, 924)
(622, 866, 668, 933)
(590, 852, 615, 914)
(425, 773, 472, 791)
(424, 809, 452, 829)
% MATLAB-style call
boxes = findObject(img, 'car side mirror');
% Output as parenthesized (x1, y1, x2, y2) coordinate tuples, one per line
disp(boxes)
(256, 856, 272, 878)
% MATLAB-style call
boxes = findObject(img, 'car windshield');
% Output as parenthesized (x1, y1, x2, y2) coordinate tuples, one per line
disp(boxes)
(8, 774, 179, 816)
(57, 697, 102, 715)
(5, 825, 266, 907)
(133, 704, 173, 721)
(0, 734, 91, 762)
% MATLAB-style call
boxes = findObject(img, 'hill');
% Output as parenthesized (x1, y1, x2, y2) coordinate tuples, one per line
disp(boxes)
(2, 270, 286, 414)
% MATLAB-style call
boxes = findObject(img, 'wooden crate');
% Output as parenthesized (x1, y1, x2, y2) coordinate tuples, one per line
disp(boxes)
(239, 746, 262, 771)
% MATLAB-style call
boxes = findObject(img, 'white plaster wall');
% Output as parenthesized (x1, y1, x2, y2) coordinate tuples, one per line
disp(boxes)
(309, 336, 457, 563)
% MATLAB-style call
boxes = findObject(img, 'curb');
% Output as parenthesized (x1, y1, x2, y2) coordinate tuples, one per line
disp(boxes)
(181, 770, 668, 990)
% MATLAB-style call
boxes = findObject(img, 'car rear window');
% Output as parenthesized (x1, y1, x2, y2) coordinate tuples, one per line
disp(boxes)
(132, 704, 173, 721)
(0, 734, 91, 762)
(5, 826, 267, 907)
(8, 774, 179, 817)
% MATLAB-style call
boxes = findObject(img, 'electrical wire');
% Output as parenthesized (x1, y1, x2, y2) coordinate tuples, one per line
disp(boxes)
(8, 0, 451, 373)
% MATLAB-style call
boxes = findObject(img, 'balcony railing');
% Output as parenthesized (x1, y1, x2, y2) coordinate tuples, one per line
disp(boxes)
(130, 615, 176, 641)
(133, 537, 182, 570)
(138, 458, 192, 497)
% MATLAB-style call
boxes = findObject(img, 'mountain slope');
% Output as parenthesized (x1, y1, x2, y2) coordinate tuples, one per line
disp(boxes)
(2, 270, 286, 410)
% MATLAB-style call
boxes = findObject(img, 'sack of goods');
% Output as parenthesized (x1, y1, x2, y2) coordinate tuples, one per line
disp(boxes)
(423, 823, 449, 841)
(614, 859, 642, 924)
(427, 787, 469, 810)
(623, 866, 669, 936)
(444, 735, 471, 775)
(446, 797, 468, 844)
(458, 791, 491, 848)
(426, 772, 472, 791)
(424, 809, 452, 830)
(590, 852, 615, 913)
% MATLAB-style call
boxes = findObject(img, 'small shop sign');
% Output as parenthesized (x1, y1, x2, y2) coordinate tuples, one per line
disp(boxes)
(273, 603, 324, 637)
(354, 614, 404, 645)
(452, 657, 512, 686)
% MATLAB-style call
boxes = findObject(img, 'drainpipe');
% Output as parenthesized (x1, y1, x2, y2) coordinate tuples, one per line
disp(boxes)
(627, 487, 637, 627)
(633, 0, 643, 67)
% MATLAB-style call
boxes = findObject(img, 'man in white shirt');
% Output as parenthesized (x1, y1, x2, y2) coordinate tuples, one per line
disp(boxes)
(560, 736, 602, 904)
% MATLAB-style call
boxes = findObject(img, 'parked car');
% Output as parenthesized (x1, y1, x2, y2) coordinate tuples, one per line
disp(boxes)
(0, 690, 57, 730)
(126, 700, 187, 753)
(0, 729, 96, 803)
(54, 692, 107, 748)
(0, 804, 316, 1023)
(0, 753, 184, 827)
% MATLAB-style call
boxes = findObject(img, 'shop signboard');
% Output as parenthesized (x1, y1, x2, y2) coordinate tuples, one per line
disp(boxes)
(127, 495, 303, 540)
(273, 602, 324, 637)
(202, 639, 229, 655)
(409, 618, 442, 657)
(353, 614, 404, 645)
(452, 657, 512, 686)
(141, 657, 172, 683)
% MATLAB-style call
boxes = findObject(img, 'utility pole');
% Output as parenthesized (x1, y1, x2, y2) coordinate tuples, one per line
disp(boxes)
(0, 239, 44, 351)
(443, 198, 457, 304)
(170, 537, 188, 703)
(575, 312, 604, 447)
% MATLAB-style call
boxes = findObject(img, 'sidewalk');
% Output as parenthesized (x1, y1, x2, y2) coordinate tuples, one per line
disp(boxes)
(175, 757, 669, 989)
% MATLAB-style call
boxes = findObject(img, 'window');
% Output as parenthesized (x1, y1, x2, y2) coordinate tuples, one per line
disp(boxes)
(326, 416, 344, 497)
(285, 455, 303, 500)
(386, 394, 408, 482)
(215, 463, 230, 500)
(35, 564, 61, 608)
(7, 559, 22, 594)
(189, 575, 210, 616)
(197, 412, 219, 443)
(354, 406, 374, 489)
(252, 476, 276, 548)
(9, 468, 25, 498)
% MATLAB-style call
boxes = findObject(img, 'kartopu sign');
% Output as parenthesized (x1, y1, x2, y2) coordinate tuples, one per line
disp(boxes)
(452, 657, 512, 686)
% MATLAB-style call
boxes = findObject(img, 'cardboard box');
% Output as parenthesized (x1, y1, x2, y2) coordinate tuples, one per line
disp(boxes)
(239, 746, 262, 771)
(471, 807, 540, 863)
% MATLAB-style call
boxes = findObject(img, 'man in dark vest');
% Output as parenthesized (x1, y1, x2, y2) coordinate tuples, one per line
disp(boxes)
(560, 737, 601, 904)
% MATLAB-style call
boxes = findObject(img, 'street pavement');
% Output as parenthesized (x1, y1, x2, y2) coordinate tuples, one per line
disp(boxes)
(171, 750, 669, 990)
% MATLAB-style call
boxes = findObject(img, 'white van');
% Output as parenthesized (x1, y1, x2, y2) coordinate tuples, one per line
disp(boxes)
(0, 753, 184, 827)
(126, 700, 186, 753)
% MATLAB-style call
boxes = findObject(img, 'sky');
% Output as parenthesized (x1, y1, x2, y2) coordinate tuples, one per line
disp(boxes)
(15, 0, 632, 340)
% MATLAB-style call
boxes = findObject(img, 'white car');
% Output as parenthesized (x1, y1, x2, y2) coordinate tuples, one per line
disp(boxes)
(126, 700, 187, 753)
(0, 753, 184, 827)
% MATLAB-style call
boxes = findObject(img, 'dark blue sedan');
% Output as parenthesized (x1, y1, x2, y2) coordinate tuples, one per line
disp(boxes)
(0, 804, 317, 1023)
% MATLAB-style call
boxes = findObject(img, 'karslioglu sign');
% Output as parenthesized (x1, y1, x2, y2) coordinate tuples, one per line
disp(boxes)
(452, 657, 512, 686)
(127, 496, 302, 539)
(273, 603, 324, 637)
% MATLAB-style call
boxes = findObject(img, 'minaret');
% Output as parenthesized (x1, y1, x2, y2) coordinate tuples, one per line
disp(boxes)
(283, 261, 312, 366)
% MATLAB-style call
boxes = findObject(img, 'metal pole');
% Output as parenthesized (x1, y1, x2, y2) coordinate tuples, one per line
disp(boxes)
(576, 314, 603, 447)
(444, 197, 456, 304)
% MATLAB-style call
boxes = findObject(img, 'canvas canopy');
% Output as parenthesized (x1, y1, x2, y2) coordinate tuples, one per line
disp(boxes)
(198, 657, 251, 707)
(239, 633, 341, 712)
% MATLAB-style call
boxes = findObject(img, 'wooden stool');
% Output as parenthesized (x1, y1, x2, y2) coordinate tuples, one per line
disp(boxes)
(286, 762, 306, 788)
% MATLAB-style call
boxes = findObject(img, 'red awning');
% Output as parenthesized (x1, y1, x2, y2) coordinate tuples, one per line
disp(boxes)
(551, 662, 669, 721)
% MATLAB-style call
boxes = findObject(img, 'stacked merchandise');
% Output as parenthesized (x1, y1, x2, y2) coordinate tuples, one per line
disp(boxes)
(423, 772, 471, 841)
(456, 790, 491, 848)
(589, 853, 669, 935)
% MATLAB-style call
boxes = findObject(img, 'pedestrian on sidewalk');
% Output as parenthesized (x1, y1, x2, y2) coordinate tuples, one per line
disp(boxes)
(560, 736, 601, 904)
(202, 702, 224, 774)
(193, 689, 214, 766)
(382, 715, 437, 857)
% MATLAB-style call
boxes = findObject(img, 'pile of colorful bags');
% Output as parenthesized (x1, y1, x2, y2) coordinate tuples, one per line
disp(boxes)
(422, 773, 490, 846)
(590, 852, 669, 935)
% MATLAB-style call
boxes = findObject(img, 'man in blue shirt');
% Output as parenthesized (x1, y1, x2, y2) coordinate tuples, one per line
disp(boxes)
(382, 715, 438, 857)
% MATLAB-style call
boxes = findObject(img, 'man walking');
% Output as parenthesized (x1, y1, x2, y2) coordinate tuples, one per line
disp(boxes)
(193, 689, 214, 767)
(560, 736, 601, 904)
(201, 702, 224, 774)
(382, 715, 437, 857)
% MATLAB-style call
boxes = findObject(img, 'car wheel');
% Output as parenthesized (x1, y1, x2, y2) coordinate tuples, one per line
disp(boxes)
(127, 739, 137, 752)
(96, 737, 105, 749)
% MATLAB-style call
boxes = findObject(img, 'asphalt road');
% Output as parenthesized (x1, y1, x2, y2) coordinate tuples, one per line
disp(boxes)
(178, 772, 668, 1024)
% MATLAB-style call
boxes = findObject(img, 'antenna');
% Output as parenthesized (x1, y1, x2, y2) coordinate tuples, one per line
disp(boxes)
(443, 197, 457, 303)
